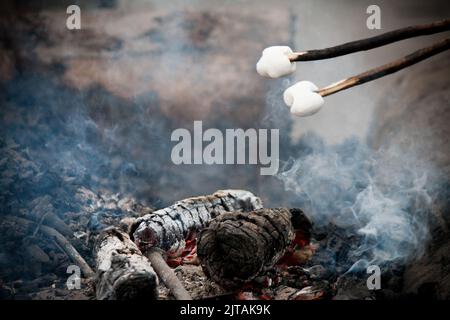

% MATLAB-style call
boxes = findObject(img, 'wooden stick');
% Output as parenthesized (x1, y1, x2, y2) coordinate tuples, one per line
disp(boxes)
(146, 248, 192, 300)
(40, 223, 95, 278)
(7, 216, 95, 278)
(289, 18, 450, 62)
(317, 38, 450, 97)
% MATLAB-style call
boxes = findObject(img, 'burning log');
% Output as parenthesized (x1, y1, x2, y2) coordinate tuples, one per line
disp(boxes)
(196, 208, 296, 289)
(131, 190, 262, 300)
(132, 189, 263, 256)
(95, 227, 158, 300)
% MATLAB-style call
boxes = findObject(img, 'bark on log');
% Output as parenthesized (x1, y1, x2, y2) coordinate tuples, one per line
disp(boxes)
(132, 189, 263, 256)
(197, 208, 295, 289)
(95, 227, 158, 300)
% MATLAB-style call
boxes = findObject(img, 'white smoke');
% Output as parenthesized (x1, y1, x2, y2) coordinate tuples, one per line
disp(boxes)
(277, 133, 435, 271)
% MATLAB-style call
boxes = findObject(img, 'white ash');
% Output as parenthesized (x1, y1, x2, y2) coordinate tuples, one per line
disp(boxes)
(132, 190, 263, 256)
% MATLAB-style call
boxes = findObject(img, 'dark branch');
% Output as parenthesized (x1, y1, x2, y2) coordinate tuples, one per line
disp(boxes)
(318, 38, 450, 97)
(289, 19, 450, 62)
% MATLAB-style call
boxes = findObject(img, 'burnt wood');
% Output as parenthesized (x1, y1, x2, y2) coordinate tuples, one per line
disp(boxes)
(95, 227, 158, 300)
(3, 215, 94, 278)
(197, 208, 295, 289)
(132, 190, 263, 256)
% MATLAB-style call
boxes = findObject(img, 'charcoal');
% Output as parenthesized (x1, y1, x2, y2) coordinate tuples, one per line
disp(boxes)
(334, 275, 376, 300)
(25, 244, 50, 263)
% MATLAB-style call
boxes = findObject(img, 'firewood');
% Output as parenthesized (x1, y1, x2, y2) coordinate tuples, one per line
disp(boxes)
(25, 244, 50, 263)
(28, 195, 73, 237)
(145, 248, 192, 300)
(132, 189, 263, 256)
(95, 227, 158, 300)
(196, 208, 295, 289)
(4, 216, 94, 278)
(39, 222, 95, 278)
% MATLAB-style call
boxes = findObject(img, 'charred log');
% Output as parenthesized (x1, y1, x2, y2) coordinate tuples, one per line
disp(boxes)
(95, 227, 158, 300)
(28, 195, 73, 238)
(197, 208, 295, 289)
(132, 189, 263, 256)
(3, 216, 94, 278)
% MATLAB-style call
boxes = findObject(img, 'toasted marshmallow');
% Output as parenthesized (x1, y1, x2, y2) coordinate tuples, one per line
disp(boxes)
(283, 81, 324, 117)
(256, 46, 296, 78)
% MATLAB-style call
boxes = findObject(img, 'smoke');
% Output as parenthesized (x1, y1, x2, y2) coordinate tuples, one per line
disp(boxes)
(1, 1, 447, 284)
(0, 69, 173, 208)
(261, 55, 436, 273)
(277, 132, 436, 271)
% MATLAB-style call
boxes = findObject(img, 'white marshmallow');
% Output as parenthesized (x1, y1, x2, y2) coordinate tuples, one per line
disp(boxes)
(283, 81, 324, 117)
(256, 46, 296, 78)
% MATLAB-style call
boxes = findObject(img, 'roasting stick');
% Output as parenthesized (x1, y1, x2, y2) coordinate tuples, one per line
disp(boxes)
(283, 38, 450, 117)
(288, 18, 450, 62)
(257, 19, 450, 79)
(146, 248, 192, 300)
(259, 19, 450, 116)
(317, 37, 450, 97)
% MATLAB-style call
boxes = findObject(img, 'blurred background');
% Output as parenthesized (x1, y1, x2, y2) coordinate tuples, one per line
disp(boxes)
(1, 0, 449, 299)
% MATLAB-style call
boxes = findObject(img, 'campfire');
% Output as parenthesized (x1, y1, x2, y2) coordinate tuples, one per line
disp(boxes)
(1, 3, 449, 302)
(0, 167, 399, 301)
(0, 141, 377, 301)
(93, 190, 321, 300)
